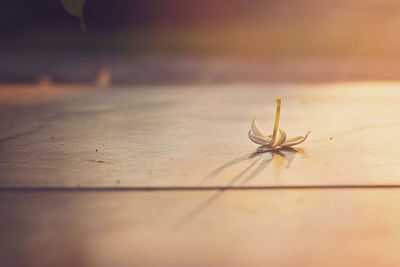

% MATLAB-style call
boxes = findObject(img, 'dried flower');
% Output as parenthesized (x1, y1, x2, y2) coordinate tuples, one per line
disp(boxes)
(248, 98, 311, 152)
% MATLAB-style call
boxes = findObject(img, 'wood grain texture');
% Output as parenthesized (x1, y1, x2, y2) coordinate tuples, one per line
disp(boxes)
(1, 82, 400, 266)
(1, 190, 400, 267)
(1, 83, 400, 187)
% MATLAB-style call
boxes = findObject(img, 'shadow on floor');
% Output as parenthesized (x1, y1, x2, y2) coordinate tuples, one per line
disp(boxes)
(174, 147, 306, 229)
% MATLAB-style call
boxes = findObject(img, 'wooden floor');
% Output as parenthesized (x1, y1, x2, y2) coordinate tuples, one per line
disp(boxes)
(1, 82, 400, 266)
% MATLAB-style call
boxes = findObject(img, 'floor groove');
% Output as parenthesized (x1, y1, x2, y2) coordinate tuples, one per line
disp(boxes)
(3, 184, 400, 192)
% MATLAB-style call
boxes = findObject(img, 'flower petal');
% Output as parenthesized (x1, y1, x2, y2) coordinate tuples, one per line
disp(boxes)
(248, 130, 270, 145)
(285, 136, 304, 143)
(251, 118, 269, 139)
(274, 129, 287, 146)
(281, 131, 311, 147)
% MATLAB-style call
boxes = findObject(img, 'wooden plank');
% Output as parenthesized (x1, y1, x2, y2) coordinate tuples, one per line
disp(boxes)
(1, 82, 400, 187)
(1, 190, 400, 266)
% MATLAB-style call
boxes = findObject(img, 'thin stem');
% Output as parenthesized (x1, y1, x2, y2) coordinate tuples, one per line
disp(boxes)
(80, 16, 86, 32)
(268, 97, 281, 146)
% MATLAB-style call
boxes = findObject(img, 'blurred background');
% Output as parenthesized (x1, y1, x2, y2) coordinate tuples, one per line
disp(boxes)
(2, 0, 400, 85)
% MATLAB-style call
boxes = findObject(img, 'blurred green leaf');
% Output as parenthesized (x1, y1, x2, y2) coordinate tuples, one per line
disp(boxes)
(60, 0, 85, 17)
(60, 0, 86, 31)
